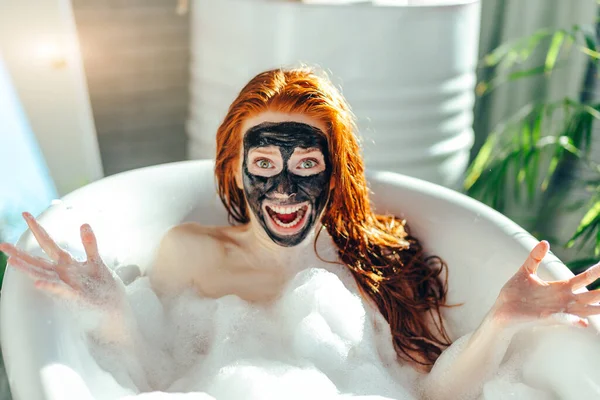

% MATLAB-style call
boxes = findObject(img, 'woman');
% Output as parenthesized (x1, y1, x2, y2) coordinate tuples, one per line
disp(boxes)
(2, 67, 600, 399)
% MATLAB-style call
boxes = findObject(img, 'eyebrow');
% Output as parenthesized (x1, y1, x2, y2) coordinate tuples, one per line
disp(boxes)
(292, 147, 323, 155)
(249, 147, 280, 156)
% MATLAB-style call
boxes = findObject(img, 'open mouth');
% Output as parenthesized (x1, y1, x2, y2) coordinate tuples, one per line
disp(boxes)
(263, 202, 310, 235)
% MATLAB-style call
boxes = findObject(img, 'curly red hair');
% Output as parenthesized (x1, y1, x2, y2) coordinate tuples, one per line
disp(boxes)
(214, 67, 451, 368)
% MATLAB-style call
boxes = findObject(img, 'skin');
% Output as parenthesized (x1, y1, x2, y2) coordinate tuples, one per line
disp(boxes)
(1, 111, 600, 398)
(0, 112, 332, 306)
(242, 121, 331, 247)
(421, 241, 600, 399)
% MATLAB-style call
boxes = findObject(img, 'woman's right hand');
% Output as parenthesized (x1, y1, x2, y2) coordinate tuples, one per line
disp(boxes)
(0, 212, 126, 311)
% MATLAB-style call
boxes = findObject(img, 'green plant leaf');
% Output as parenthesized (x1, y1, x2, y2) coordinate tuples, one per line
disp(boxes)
(508, 64, 549, 81)
(516, 122, 535, 203)
(564, 198, 592, 212)
(545, 30, 566, 74)
(482, 23, 598, 73)
(494, 157, 511, 212)
(567, 200, 600, 248)
(522, 149, 539, 204)
(596, 226, 600, 256)
(464, 134, 497, 190)
(582, 31, 599, 65)
(522, 120, 532, 150)
(483, 62, 570, 95)
(525, 113, 544, 203)
(472, 22, 600, 267)
(560, 100, 598, 156)
(580, 103, 600, 119)
(541, 143, 564, 191)
(581, 46, 600, 59)
(0, 249, 6, 287)
(571, 111, 593, 154)
(532, 107, 543, 142)
(482, 29, 553, 68)
(558, 135, 581, 157)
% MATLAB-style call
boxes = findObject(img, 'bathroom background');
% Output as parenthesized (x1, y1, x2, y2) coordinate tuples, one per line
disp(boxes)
(1, 0, 599, 398)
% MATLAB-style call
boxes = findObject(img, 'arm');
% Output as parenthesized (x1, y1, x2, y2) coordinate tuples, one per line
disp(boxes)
(0, 213, 176, 392)
(86, 299, 156, 392)
(87, 225, 215, 392)
(419, 241, 600, 400)
(148, 223, 225, 298)
(86, 295, 177, 392)
(418, 304, 513, 400)
(102, 224, 225, 390)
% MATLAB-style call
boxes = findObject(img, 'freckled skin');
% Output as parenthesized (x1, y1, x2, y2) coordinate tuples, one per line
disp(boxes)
(242, 122, 331, 247)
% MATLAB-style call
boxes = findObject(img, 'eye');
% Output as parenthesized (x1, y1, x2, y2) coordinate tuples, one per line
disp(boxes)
(299, 159, 318, 169)
(255, 159, 274, 169)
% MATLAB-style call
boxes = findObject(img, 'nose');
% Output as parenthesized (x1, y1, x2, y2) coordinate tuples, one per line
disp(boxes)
(270, 192, 293, 200)
(271, 174, 297, 199)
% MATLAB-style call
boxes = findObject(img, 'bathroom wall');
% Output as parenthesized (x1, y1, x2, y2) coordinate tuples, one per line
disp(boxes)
(0, 0, 104, 197)
(71, 0, 190, 175)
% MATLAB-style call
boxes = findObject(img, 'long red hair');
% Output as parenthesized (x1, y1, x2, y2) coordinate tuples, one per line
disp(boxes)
(214, 67, 451, 368)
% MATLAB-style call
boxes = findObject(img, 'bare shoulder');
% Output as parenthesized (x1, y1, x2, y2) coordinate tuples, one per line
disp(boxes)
(148, 222, 228, 297)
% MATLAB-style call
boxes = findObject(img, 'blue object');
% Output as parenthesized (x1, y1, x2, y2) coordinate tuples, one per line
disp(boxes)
(0, 51, 57, 243)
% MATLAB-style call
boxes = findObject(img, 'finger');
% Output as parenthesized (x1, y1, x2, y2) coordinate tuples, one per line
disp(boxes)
(546, 313, 589, 328)
(574, 288, 600, 305)
(80, 224, 101, 263)
(0, 243, 55, 270)
(569, 262, 600, 291)
(34, 280, 79, 301)
(576, 318, 589, 328)
(22, 212, 71, 262)
(566, 304, 600, 317)
(9, 257, 58, 281)
(521, 240, 549, 275)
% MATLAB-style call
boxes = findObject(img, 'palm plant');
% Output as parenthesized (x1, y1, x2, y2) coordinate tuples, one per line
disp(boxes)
(0, 214, 15, 288)
(0, 248, 5, 287)
(465, 21, 600, 286)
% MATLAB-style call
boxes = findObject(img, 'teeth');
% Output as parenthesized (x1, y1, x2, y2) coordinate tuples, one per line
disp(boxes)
(269, 204, 304, 214)
(265, 204, 309, 229)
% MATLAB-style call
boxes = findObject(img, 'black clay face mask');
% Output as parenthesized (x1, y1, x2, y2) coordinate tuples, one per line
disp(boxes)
(242, 121, 331, 247)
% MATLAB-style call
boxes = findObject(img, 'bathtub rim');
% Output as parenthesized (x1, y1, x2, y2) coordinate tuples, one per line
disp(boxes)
(1, 158, 598, 400)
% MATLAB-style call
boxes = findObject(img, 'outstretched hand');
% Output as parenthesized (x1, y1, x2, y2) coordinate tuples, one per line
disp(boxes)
(0, 212, 125, 310)
(495, 240, 600, 328)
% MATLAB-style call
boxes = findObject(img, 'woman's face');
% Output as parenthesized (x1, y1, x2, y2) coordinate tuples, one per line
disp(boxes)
(238, 112, 331, 247)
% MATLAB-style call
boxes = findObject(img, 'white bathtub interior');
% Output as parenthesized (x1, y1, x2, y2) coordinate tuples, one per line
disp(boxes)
(1, 160, 599, 400)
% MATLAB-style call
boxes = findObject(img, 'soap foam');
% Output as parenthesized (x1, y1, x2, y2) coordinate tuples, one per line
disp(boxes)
(85, 264, 418, 399)
(84, 262, 600, 400)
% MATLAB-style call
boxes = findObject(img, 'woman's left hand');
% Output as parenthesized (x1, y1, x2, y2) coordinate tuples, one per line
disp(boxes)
(494, 240, 600, 328)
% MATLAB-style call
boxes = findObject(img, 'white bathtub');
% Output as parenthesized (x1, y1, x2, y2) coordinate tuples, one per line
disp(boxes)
(1, 160, 598, 399)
